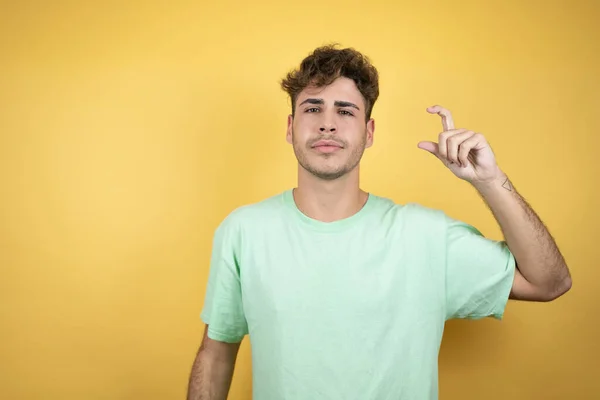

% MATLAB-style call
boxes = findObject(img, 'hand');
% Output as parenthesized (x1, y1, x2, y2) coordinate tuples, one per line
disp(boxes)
(418, 105, 502, 185)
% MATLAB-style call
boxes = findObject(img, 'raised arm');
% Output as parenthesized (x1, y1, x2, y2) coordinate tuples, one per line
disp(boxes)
(187, 325, 241, 400)
(418, 105, 572, 302)
(474, 170, 571, 300)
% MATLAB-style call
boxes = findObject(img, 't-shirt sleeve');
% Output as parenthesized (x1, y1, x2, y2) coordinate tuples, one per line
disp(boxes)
(444, 214, 516, 321)
(199, 216, 248, 343)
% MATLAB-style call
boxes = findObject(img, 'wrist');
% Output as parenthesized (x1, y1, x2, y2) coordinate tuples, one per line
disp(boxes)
(471, 169, 511, 195)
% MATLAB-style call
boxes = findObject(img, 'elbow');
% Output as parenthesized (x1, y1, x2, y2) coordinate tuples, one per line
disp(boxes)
(541, 274, 572, 302)
(557, 274, 573, 297)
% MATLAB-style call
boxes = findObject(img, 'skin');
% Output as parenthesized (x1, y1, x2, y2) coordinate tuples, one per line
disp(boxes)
(418, 106, 572, 301)
(286, 76, 570, 301)
(285, 77, 375, 223)
(187, 76, 572, 399)
(187, 326, 239, 400)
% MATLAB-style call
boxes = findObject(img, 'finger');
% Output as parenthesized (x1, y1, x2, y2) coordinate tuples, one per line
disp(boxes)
(457, 133, 484, 167)
(447, 130, 475, 166)
(417, 141, 439, 157)
(438, 128, 468, 161)
(427, 105, 455, 131)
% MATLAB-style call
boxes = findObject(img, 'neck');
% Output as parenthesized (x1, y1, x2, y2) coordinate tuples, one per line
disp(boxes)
(292, 167, 368, 223)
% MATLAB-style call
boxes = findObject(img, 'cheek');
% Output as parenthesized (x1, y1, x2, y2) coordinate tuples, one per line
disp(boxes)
(335, 116, 359, 132)
(296, 114, 320, 130)
(293, 119, 317, 139)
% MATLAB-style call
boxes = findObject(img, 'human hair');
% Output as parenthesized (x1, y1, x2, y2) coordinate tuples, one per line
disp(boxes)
(280, 44, 380, 120)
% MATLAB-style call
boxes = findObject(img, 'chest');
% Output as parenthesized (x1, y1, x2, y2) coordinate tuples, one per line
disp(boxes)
(237, 226, 445, 327)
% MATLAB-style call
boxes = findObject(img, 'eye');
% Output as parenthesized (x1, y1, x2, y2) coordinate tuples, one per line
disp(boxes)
(305, 107, 319, 113)
(339, 109, 354, 116)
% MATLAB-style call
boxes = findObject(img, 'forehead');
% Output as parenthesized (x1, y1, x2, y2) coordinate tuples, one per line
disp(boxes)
(296, 77, 364, 106)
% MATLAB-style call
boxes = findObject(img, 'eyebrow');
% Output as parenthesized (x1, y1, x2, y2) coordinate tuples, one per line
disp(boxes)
(298, 98, 360, 111)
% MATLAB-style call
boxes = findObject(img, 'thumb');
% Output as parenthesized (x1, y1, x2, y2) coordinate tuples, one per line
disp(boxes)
(417, 141, 439, 157)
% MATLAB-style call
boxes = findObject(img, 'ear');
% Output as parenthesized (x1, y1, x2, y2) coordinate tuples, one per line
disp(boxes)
(365, 118, 375, 148)
(286, 114, 293, 144)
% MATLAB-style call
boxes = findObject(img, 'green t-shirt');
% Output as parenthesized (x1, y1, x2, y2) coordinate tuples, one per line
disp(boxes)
(200, 189, 515, 400)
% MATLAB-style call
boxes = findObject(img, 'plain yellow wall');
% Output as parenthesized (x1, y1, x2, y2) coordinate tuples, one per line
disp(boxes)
(1, 1, 598, 399)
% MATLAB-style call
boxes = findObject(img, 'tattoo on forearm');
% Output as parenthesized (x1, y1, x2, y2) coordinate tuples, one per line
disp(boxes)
(502, 177, 513, 191)
(495, 180, 570, 292)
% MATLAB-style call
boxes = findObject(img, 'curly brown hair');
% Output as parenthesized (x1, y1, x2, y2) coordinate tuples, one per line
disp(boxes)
(280, 44, 380, 120)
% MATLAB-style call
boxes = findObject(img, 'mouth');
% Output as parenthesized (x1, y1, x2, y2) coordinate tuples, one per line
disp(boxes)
(312, 140, 343, 153)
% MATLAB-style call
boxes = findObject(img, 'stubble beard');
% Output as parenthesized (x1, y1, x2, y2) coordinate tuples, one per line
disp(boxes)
(292, 128, 367, 181)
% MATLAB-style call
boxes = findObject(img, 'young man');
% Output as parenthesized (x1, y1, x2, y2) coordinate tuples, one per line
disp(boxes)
(187, 45, 571, 400)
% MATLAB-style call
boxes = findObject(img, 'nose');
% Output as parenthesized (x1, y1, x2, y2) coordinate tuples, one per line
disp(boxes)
(319, 123, 336, 133)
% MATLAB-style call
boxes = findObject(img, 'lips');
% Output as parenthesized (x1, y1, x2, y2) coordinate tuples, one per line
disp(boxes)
(311, 140, 343, 154)
(312, 140, 343, 148)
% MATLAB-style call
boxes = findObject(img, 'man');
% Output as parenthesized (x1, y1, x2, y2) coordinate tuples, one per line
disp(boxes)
(187, 44, 571, 400)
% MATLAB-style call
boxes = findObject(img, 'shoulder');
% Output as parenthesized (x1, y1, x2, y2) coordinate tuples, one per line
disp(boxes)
(368, 194, 483, 241)
(403, 202, 482, 236)
(369, 193, 448, 226)
(215, 190, 287, 233)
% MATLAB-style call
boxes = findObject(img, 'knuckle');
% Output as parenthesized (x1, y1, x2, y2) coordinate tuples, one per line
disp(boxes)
(448, 134, 461, 146)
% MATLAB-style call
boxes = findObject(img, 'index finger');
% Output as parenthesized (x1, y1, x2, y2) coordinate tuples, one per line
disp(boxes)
(427, 105, 455, 131)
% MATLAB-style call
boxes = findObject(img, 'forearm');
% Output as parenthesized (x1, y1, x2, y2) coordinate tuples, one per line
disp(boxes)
(474, 170, 571, 296)
(187, 346, 236, 400)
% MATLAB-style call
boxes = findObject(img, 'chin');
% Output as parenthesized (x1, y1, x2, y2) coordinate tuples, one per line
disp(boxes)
(314, 172, 346, 181)
(297, 153, 353, 180)
(309, 166, 349, 180)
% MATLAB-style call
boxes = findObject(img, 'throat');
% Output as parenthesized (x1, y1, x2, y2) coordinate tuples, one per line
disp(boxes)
(292, 187, 369, 223)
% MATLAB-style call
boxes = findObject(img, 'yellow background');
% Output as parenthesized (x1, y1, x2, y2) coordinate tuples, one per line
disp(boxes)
(1, 1, 598, 399)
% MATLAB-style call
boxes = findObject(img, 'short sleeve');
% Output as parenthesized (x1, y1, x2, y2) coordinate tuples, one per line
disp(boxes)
(444, 215, 516, 321)
(200, 217, 248, 343)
